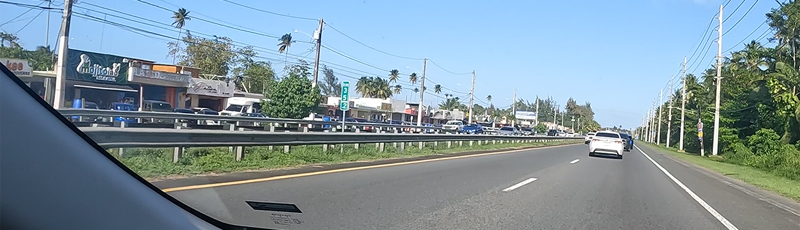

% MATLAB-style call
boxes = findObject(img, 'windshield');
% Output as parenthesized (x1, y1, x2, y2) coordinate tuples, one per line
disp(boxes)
(8, 1, 800, 229)
(225, 105, 244, 112)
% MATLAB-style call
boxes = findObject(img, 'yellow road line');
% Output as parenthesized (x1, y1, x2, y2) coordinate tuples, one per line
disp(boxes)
(162, 143, 580, 193)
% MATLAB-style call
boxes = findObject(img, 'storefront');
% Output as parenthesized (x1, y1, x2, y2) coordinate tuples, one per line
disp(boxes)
(127, 62, 192, 110)
(64, 49, 138, 109)
(184, 78, 235, 111)
(1, 58, 56, 104)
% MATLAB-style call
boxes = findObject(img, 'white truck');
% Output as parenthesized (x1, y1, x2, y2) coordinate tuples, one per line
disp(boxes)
(220, 97, 263, 116)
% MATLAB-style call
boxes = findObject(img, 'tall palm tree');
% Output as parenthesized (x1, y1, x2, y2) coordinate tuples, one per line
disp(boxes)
(373, 77, 393, 99)
(413, 88, 420, 93)
(445, 93, 452, 98)
(409, 73, 418, 85)
(171, 8, 191, 64)
(434, 84, 442, 94)
(487, 95, 492, 102)
(393, 85, 402, 94)
(356, 76, 372, 97)
(388, 69, 400, 83)
(278, 33, 293, 65)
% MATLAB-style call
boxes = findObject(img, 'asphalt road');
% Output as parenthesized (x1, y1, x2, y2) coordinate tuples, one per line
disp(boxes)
(167, 144, 800, 230)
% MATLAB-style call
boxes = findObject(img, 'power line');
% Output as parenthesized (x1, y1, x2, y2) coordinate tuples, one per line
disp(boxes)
(722, 0, 760, 36)
(722, 0, 747, 23)
(0, 1, 43, 27)
(724, 20, 767, 53)
(216, 0, 317, 21)
(0, 1, 57, 10)
(15, 9, 44, 34)
(427, 59, 472, 75)
(324, 23, 423, 60)
(321, 44, 393, 72)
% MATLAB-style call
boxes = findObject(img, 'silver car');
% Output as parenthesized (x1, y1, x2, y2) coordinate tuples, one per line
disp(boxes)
(497, 126, 520, 135)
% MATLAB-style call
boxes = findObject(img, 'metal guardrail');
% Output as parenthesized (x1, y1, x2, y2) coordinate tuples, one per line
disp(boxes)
(58, 109, 442, 131)
(79, 127, 583, 162)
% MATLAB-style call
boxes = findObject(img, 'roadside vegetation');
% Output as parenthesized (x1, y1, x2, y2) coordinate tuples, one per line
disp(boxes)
(114, 140, 581, 180)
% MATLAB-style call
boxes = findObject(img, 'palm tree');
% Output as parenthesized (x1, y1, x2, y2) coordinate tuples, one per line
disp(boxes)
(389, 69, 400, 83)
(409, 73, 418, 85)
(393, 85, 402, 94)
(445, 93, 452, 98)
(171, 8, 191, 64)
(434, 84, 442, 94)
(413, 88, 420, 93)
(356, 76, 372, 97)
(278, 33, 293, 65)
(487, 95, 492, 102)
(373, 77, 393, 99)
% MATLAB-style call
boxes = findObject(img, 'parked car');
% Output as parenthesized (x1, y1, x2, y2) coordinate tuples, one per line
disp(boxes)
(482, 127, 498, 135)
(589, 131, 625, 159)
(498, 126, 520, 135)
(105, 102, 137, 123)
(461, 124, 483, 134)
(442, 120, 464, 133)
(141, 100, 173, 112)
(584, 132, 596, 144)
(547, 129, 559, 136)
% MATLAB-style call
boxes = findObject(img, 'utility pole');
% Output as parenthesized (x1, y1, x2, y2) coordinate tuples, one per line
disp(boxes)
(417, 58, 427, 126)
(468, 70, 475, 124)
(553, 103, 558, 127)
(45, 0, 52, 52)
(712, 5, 723, 156)
(311, 18, 324, 88)
(680, 56, 687, 152)
(657, 89, 663, 145)
(667, 77, 674, 148)
(511, 89, 516, 126)
(53, 0, 74, 109)
(535, 96, 539, 125)
(561, 111, 565, 129)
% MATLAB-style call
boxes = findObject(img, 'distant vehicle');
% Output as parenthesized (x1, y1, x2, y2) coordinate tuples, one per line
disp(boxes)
(619, 133, 633, 151)
(566, 132, 576, 137)
(589, 131, 625, 159)
(521, 128, 534, 136)
(461, 124, 483, 134)
(547, 129, 558, 136)
(498, 126, 520, 135)
(241, 113, 267, 118)
(584, 132, 596, 144)
(71, 100, 100, 122)
(141, 100, 173, 112)
(221, 97, 262, 116)
(442, 120, 464, 133)
(106, 102, 137, 123)
(482, 127, 498, 135)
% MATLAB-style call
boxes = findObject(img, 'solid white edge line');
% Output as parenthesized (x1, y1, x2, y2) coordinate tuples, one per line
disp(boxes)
(569, 159, 580, 164)
(634, 145, 739, 230)
(502, 178, 537, 192)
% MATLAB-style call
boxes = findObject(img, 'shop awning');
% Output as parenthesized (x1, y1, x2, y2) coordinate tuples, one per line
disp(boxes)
(71, 81, 138, 93)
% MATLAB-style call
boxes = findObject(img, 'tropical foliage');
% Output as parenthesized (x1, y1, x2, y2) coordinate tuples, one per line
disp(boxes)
(262, 72, 322, 119)
(355, 76, 393, 99)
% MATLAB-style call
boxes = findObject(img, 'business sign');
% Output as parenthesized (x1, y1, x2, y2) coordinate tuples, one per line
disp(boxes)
(514, 111, 537, 120)
(186, 78, 235, 98)
(128, 65, 192, 87)
(340, 81, 350, 111)
(66, 49, 130, 84)
(0, 58, 32, 77)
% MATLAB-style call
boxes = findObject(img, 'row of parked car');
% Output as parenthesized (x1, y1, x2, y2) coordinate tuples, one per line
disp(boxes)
(439, 120, 538, 135)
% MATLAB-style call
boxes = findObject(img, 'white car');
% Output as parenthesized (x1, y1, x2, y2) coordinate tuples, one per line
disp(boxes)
(584, 132, 595, 144)
(588, 131, 625, 159)
(442, 120, 464, 133)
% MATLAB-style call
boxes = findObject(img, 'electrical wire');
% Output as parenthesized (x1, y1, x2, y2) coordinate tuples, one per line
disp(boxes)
(427, 59, 472, 75)
(0, 1, 43, 27)
(324, 22, 423, 61)
(722, 0, 747, 23)
(14, 9, 44, 34)
(321, 44, 393, 72)
(722, 0, 760, 36)
(724, 20, 767, 53)
(217, 0, 317, 21)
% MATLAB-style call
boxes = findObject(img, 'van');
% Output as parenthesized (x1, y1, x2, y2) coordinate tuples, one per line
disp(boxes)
(221, 97, 262, 116)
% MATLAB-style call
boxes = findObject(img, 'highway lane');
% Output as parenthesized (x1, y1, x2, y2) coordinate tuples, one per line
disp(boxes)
(167, 144, 800, 230)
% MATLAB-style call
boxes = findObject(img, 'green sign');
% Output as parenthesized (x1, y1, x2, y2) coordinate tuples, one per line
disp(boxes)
(340, 81, 350, 111)
(66, 49, 130, 84)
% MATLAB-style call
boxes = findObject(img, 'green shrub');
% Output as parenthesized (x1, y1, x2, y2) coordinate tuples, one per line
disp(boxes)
(748, 129, 784, 156)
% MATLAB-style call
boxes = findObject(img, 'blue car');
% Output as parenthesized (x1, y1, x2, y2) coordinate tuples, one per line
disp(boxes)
(461, 124, 483, 134)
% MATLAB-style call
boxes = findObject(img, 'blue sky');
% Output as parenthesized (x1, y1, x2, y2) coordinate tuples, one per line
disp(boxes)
(1, 0, 779, 128)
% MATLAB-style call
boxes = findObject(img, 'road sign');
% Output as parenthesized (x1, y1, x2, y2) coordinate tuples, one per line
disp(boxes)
(340, 81, 350, 111)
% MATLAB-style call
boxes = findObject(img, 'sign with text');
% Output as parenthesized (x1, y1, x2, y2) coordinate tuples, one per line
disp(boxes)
(128, 66, 192, 87)
(340, 81, 350, 111)
(0, 58, 32, 77)
(514, 111, 537, 120)
(66, 49, 130, 84)
(186, 78, 235, 98)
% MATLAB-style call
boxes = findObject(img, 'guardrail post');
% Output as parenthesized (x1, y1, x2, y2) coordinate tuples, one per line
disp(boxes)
(418, 141, 423, 150)
(493, 140, 496, 144)
(393, 130, 398, 148)
(447, 141, 452, 148)
(115, 121, 127, 157)
(284, 130, 291, 153)
(354, 129, 360, 150)
(268, 125, 275, 151)
(399, 140, 405, 152)
(459, 141, 463, 147)
(469, 140, 473, 147)
(434, 141, 438, 147)
(235, 127, 245, 161)
(172, 122, 184, 163)
(224, 123, 236, 153)
(478, 140, 482, 146)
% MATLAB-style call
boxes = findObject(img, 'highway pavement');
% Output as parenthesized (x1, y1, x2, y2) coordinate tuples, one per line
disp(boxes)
(166, 143, 800, 230)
